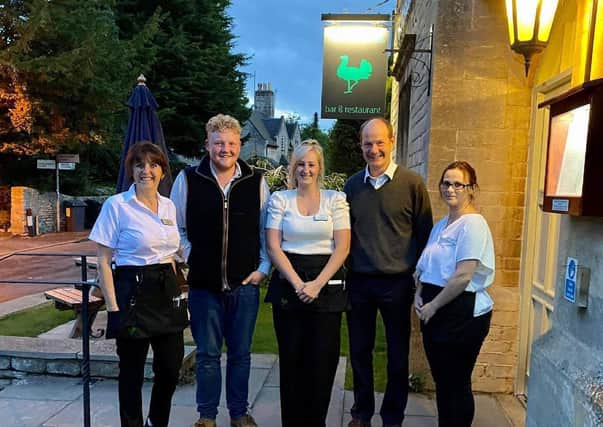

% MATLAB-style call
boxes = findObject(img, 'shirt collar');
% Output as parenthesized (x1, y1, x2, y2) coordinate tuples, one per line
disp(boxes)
(123, 183, 166, 207)
(123, 184, 138, 202)
(364, 161, 398, 182)
(209, 161, 242, 182)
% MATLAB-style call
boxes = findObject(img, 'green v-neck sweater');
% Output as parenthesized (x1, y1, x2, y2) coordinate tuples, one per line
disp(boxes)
(343, 166, 433, 275)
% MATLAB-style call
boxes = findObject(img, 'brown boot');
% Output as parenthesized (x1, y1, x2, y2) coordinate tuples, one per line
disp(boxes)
(193, 418, 216, 427)
(231, 414, 258, 427)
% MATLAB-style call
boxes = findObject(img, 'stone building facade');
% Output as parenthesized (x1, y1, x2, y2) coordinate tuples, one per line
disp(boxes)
(391, 0, 528, 394)
(389, 0, 603, 425)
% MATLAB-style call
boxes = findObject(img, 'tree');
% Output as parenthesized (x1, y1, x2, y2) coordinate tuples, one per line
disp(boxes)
(1, 0, 160, 153)
(301, 112, 331, 172)
(0, 0, 160, 190)
(327, 119, 364, 176)
(115, 0, 250, 156)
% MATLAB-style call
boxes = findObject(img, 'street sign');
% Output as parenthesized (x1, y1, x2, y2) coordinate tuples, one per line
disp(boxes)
(564, 257, 577, 303)
(37, 160, 56, 170)
(58, 162, 76, 170)
(56, 154, 80, 163)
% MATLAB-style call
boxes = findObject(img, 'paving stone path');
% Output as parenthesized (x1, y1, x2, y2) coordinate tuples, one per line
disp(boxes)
(0, 352, 515, 427)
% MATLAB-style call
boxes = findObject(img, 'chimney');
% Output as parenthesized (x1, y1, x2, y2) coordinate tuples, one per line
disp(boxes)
(254, 82, 275, 118)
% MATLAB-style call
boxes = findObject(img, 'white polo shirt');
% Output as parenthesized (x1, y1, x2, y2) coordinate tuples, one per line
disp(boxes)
(266, 189, 350, 255)
(416, 213, 495, 316)
(89, 184, 180, 266)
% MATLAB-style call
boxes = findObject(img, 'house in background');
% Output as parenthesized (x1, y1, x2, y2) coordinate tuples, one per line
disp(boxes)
(240, 82, 301, 164)
(286, 121, 302, 153)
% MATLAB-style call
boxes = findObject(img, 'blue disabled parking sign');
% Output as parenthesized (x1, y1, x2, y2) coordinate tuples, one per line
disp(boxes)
(564, 257, 577, 303)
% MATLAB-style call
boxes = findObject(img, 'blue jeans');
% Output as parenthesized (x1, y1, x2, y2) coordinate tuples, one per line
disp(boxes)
(188, 285, 260, 420)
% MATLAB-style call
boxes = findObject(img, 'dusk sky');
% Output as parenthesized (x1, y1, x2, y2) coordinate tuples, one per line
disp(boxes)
(227, 0, 394, 129)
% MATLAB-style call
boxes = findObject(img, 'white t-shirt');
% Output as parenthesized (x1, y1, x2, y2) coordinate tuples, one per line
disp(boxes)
(266, 189, 350, 255)
(89, 184, 180, 266)
(416, 213, 495, 316)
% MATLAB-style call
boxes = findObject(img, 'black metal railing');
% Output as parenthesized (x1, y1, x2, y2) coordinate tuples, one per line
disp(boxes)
(0, 252, 97, 427)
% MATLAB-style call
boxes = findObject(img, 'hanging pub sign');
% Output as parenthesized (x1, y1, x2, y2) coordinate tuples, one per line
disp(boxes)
(321, 14, 390, 120)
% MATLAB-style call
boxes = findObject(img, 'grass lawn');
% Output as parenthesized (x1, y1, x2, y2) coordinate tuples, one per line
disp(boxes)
(0, 302, 76, 337)
(1, 287, 389, 392)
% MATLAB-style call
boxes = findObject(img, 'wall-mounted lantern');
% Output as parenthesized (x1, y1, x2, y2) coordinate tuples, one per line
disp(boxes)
(505, 0, 560, 75)
(538, 78, 603, 216)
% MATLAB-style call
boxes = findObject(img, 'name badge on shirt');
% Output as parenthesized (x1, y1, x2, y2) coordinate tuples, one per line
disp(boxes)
(313, 214, 329, 222)
(161, 218, 175, 226)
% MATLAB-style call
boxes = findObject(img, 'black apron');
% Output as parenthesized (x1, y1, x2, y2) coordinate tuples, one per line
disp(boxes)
(111, 263, 189, 339)
(265, 252, 349, 312)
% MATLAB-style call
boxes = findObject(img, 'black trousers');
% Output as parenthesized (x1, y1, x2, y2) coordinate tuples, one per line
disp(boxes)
(273, 307, 342, 427)
(346, 273, 414, 425)
(116, 331, 184, 427)
(420, 283, 491, 427)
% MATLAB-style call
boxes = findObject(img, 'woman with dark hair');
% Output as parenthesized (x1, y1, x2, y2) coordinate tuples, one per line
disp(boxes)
(414, 161, 495, 427)
(265, 139, 351, 427)
(89, 141, 188, 427)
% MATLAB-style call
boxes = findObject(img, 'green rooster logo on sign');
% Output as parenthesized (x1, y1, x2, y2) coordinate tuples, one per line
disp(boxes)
(337, 55, 372, 94)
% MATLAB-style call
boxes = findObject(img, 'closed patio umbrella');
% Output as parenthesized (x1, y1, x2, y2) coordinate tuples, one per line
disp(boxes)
(116, 74, 173, 196)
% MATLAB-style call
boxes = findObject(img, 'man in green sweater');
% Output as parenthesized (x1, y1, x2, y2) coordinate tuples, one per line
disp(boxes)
(344, 117, 433, 427)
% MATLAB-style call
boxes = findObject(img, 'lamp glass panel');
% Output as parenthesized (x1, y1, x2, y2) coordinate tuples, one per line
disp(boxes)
(517, 0, 539, 41)
(506, 0, 515, 44)
(546, 104, 590, 197)
(537, 0, 559, 42)
(324, 25, 388, 44)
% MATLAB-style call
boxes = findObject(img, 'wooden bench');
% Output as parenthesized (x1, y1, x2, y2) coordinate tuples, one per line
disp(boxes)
(44, 287, 105, 338)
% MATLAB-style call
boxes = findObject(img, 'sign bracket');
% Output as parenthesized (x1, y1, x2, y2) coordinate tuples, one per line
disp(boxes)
(387, 26, 434, 95)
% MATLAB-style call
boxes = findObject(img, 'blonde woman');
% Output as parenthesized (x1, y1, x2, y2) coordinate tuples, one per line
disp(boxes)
(265, 140, 351, 427)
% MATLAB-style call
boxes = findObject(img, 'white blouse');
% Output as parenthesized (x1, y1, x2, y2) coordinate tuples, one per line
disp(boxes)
(266, 189, 350, 255)
(416, 213, 495, 316)
(89, 184, 180, 266)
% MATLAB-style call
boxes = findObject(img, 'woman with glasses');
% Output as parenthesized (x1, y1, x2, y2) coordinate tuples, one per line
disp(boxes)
(414, 161, 494, 427)
(265, 139, 351, 427)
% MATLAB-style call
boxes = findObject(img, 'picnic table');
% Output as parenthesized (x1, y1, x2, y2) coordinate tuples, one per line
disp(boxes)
(44, 286, 105, 338)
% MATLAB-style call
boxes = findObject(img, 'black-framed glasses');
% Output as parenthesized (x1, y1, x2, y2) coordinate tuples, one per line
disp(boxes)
(439, 181, 471, 191)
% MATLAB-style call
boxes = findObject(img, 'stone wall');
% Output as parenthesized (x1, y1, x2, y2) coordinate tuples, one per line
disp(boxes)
(9, 187, 43, 234)
(390, 0, 530, 393)
(391, 0, 436, 179)
(0, 336, 152, 380)
(526, 217, 603, 426)
(430, 0, 528, 393)
(390, 0, 439, 389)
(9, 187, 108, 235)
(0, 336, 196, 384)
